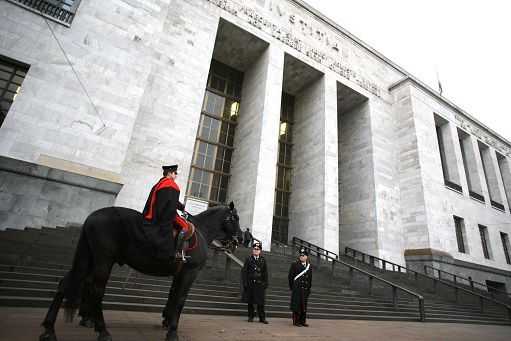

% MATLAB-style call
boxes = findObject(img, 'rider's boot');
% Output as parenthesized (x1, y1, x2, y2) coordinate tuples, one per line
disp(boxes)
(175, 230, 187, 262)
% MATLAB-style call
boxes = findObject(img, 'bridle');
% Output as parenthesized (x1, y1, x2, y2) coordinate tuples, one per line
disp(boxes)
(221, 208, 240, 249)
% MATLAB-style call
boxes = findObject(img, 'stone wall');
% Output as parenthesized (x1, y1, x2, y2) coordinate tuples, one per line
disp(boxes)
(0, 156, 121, 229)
(393, 80, 511, 273)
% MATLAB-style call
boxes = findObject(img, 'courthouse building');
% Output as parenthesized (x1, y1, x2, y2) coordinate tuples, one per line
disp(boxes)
(1, 0, 511, 290)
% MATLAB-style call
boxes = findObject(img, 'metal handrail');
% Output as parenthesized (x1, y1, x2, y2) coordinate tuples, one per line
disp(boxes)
(424, 265, 511, 299)
(292, 236, 339, 260)
(344, 246, 511, 321)
(291, 240, 425, 321)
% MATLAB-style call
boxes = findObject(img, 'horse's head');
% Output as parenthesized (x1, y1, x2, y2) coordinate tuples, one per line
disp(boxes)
(210, 201, 242, 251)
(221, 201, 242, 245)
(194, 201, 242, 248)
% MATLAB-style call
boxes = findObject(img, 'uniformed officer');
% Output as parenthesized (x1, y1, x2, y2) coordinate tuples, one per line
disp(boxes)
(142, 165, 189, 260)
(288, 247, 312, 327)
(241, 241, 269, 324)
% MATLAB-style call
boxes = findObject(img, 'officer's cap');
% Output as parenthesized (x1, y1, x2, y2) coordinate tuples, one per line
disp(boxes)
(299, 247, 308, 256)
(162, 165, 178, 173)
(253, 241, 262, 250)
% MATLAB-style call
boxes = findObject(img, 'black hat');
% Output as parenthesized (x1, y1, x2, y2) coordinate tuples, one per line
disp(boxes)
(252, 241, 262, 249)
(162, 165, 178, 173)
(299, 247, 308, 256)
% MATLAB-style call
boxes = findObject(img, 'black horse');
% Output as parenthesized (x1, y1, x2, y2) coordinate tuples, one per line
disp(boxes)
(40, 202, 242, 341)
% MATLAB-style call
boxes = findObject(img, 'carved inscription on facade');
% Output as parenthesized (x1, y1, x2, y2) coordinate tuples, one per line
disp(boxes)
(455, 114, 511, 157)
(207, 0, 381, 97)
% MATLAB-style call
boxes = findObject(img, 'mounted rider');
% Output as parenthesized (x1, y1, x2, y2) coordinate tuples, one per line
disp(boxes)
(142, 164, 190, 261)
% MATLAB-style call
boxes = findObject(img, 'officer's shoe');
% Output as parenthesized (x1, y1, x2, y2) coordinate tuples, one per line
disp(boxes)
(259, 319, 269, 324)
(247, 317, 254, 322)
(301, 323, 309, 327)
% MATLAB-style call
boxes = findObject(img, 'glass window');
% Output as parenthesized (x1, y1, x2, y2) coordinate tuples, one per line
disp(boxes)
(479, 225, 491, 259)
(7, 0, 82, 25)
(202, 91, 225, 117)
(187, 60, 243, 205)
(198, 115, 221, 142)
(454, 216, 467, 254)
(210, 74, 227, 93)
(218, 121, 236, 146)
(272, 93, 295, 244)
(223, 99, 239, 122)
(0, 55, 29, 128)
(501, 232, 511, 265)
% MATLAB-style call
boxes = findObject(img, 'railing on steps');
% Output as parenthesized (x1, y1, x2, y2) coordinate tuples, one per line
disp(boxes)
(292, 237, 339, 262)
(424, 265, 511, 301)
(290, 238, 425, 321)
(344, 246, 511, 322)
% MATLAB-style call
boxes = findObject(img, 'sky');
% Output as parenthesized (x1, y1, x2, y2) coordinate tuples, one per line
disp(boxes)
(303, 0, 511, 141)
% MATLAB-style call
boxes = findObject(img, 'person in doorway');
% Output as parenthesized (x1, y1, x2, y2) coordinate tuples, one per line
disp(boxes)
(241, 241, 269, 324)
(142, 164, 189, 260)
(288, 247, 312, 327)
(243, 228, 253, 247)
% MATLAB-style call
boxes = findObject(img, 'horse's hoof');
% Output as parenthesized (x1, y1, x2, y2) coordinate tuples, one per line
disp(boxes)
(97, 331, 112, 341)
(166, 330, 178, 341)
(79, 318, 95, 328)
(39, 331, 57, 341)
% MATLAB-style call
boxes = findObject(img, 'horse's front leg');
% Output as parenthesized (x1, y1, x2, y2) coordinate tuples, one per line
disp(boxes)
(162, 286, 174, 329)
(91, 264, 113, 341)
(166, 268, 199, 341)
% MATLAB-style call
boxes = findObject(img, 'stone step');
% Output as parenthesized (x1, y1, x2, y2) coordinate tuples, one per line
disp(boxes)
(1, 271, 506, 319)
(1, 226, 510, 325)
(0, 296, 434, 322)
(1, 282, 505, 321)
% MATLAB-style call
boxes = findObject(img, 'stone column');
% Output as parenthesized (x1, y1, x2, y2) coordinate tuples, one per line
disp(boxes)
(289, 74, 339, 252)
(228, 45, 284, 251)
(436, 119, 461, 186)
(115, 4, 220, 210)
(459, 132, 484, 197)
(497, 155, 511, 210)
(479, 142, 503, 206)
(472, 138, 491, 207)
(450, 125, 469, 194)
(323, 75, 340, 253)
(491, 150, 510, 212)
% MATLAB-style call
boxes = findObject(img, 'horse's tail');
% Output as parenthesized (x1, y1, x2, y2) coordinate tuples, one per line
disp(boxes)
(62, 219, 93, 322)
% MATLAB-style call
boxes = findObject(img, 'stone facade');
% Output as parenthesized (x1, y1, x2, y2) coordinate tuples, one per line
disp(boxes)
(1, 0, 510, 287)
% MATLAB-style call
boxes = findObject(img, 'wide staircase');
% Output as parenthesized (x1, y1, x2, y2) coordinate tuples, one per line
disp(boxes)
(337, 245, 511, 325)
(0, 225, 510, 325)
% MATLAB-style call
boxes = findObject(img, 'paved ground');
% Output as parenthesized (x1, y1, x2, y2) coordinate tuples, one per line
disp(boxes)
(0, 307, 510, 341)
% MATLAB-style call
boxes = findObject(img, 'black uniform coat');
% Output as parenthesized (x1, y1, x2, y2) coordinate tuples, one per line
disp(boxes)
(241, 255, 268, 305)
(142, 177, 184, 228)
(288, 261, 312, 312)
(138, 177, 184, 259)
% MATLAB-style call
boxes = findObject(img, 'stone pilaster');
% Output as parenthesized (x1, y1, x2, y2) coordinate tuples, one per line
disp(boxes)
(497, 155, 511, 210)
(289, 73, 339, 252)
(228, 44, 284, 251)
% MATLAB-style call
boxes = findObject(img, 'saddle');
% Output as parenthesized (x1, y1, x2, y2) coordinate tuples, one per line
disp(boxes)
(172, 220, 197, 264)
(172, 221, 196, 241)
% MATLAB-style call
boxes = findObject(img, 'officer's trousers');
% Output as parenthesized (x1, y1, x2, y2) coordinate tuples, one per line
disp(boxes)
(248, 303, 265, 321)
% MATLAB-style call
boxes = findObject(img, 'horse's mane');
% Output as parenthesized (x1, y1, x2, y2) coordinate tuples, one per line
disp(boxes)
(194, 205, 227, 219)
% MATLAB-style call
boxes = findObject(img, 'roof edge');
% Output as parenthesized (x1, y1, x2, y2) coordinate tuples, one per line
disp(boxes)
(389, 76, 511, 150)
(290, 0, 511, 149)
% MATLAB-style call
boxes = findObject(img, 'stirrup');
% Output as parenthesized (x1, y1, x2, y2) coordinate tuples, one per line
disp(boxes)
(176, 250, 191, 263)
